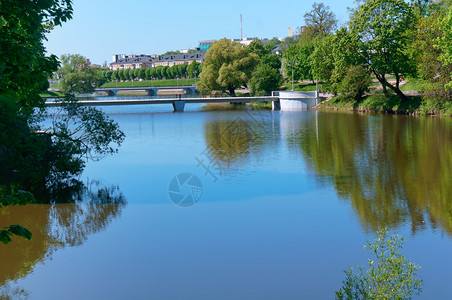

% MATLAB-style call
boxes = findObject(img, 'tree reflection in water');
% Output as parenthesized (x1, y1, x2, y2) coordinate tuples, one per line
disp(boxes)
(203, 110, 280, 172)
(287, 112, 452, 236)
(0, 180, 126, 298)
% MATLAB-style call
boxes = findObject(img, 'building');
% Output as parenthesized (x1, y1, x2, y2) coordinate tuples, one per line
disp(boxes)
(199, 40, 216, 52)
(110, 53, 205, 70)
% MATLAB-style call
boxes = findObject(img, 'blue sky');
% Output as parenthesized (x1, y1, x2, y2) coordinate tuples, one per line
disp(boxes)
(44, 0, 356, 65)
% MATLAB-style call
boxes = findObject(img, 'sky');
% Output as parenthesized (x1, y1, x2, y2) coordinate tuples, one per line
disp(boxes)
(44, 0, 356, 65)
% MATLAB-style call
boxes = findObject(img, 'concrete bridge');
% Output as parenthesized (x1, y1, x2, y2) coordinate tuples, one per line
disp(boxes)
(95, 85, 197, 96)
(46, 91, 321, 112)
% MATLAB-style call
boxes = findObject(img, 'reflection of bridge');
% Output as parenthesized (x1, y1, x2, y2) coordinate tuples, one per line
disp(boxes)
(95, 85, 197, 96)
(46, 91, 321, 112)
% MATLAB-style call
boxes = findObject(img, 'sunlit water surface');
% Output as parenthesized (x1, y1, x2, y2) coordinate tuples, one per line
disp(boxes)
(1, 103, 452, 299)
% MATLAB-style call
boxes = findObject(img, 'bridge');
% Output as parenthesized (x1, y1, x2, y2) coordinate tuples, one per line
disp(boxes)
(46, 91, 320, 112)
(95, 85, 197, 96)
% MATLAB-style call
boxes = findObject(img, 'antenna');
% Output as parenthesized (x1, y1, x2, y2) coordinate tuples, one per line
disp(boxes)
(240, 14, 242, 40)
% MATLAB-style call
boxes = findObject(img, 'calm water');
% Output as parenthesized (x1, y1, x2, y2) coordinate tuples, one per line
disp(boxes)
(1, 104, 452, 299)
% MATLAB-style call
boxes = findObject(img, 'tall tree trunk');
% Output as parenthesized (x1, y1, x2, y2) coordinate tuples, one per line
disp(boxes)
(374, 72, 408, 103)
(228, 86, 236, 97)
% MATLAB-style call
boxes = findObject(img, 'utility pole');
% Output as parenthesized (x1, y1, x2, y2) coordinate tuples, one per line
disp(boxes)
(240, 14, 243, 40)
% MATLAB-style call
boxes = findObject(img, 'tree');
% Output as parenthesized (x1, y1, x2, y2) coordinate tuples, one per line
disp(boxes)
(439, 3, 452, 90)
(162, 66, 170, 79)
(197, 38, 260, 96)
(0, 0, 73, 244)
(349, 0, 416, 102)
(335, 65, 371, 102)
(111, 70, 119, 81)
(283, 42, 315, 82)
(304, 2, 338, 38)
(118, 69, 125, 81)
(144, 68, 151, 80)
(263, 37, 281, 53)
(127, 69, 135, 81)
(261, 54, 281, 71)
(413, 2, 452, 111)
(133, 68, 140, 79)
(311, 29, 359, 93)
(336, 229, 423, 299)
(57, 54, 99, 94)
(247, 40, 267, 58)
(187, 60, 201, 78)
(249, 64, 282, 96)
(178, 63, 188, 78)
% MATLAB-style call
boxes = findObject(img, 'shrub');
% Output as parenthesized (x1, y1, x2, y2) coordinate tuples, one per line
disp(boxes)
(336, 228, 423, 300)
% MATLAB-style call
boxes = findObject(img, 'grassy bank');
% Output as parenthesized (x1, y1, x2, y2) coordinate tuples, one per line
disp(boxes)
(40, 91, 65, 98)
(318, 94, 427, 115)
(101, 78, 197, 88)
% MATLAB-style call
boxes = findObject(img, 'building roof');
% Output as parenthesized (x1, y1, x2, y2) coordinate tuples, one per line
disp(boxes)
(110, 56, 154, 66)
(154, 53, 204, 63)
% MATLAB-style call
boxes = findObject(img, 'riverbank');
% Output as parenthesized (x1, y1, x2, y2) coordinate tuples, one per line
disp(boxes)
(316, 94, 425, 115)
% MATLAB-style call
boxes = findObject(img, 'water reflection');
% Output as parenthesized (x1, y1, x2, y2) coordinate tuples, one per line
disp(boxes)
(0, 180, 126, 296)
(203, 111, 280, 171)
(287, 112, 452, 236)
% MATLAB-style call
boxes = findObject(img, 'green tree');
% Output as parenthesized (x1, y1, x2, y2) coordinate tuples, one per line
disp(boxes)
(127, 69, 135, 81)
(336, 229, 423, 300)
(247, 40, 267, 58)
(118, 69, 125, 81)
(261, 54, 281, 71)
(335, 65, 371, 102)
(303, 2, 338, 38)
(155, 66, 163, 79)
(263, 37, 281, 53)
(439, 2, 452, 90)
(149, 67, 157, 79)
(413, 2, 452, 112)
(197, 38, 259, 96)
(57, 54, 99, 94)
(162, 66, 170, 79)
(249, 64, 282, 96)
(0, 0, 73, 244)
(133, 68, 140, 79)
(178, 63, 188, 78)
(349, 0, 416, 102)
(283, 42, 315, 82)
(187, 60, 201, 78)
(111, 70, 119, 81)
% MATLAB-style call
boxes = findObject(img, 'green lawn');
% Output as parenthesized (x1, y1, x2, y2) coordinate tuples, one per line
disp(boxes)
(400, 78, 428, 92)
(40, 91, 65, 98)
(101, 78, 197, 88)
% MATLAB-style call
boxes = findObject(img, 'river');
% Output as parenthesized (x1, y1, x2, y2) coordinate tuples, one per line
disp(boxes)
(1, 102, 452, 299)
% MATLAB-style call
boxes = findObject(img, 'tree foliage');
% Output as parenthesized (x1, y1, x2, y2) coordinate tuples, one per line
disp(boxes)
(57, 54, 100, 94)
(249, 64, 282, 96)
(197, 38, 259, 96)
(349, 0, 416, 102)
(304, 2, 338, 38)
(0, 0, 73, 244)
(336, 229, 423, 300)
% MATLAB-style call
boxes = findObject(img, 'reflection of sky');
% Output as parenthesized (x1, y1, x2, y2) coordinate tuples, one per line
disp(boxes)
(15, 108, 452, 299)
(81, 110, 318, 205)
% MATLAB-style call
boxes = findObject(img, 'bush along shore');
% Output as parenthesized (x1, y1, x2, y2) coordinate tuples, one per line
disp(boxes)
(314, 78, 452, 117)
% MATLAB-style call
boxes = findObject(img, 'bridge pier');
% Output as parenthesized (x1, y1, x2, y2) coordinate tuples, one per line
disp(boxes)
(172, 100, 186, 112)
(106, 90, 118, 96)
(272, 100, 281, 110)
(146, 89, 156, 96)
